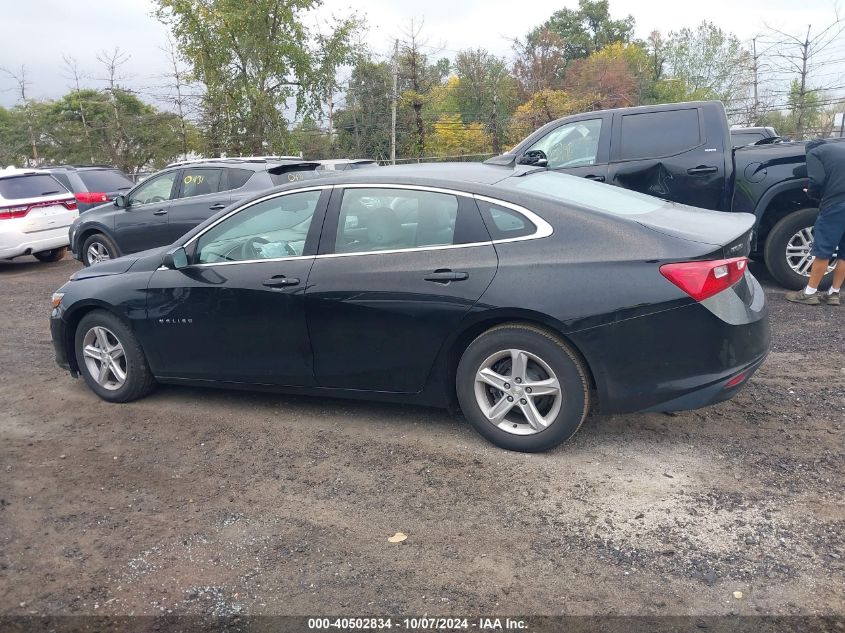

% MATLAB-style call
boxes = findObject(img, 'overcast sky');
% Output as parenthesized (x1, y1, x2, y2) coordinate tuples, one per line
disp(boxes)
(1, 0, 842, 109)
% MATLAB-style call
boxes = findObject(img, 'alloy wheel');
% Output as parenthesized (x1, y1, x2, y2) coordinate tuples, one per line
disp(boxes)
(785, 227, 837, 277)
(81, 326, 127, 391)
(86, 242, 111, 265)
(473, 348, 562, 435)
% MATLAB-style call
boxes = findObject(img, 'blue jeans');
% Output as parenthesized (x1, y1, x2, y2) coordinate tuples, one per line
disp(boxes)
(811, 201, 845, 258)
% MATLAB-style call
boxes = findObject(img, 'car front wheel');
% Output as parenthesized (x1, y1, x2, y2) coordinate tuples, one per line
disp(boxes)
(74, 310, 156, 403)
(456, 323, 590, 452)
(81, 233, 118, 267)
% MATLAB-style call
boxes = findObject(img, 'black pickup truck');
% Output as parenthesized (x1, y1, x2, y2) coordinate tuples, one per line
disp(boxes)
(488, 101, 839, 289)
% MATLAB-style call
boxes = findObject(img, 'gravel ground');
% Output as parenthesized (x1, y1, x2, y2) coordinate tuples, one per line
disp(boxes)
(0, 255, 842, 619)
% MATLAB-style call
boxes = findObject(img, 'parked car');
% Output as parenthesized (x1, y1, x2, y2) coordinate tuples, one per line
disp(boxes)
(0, 167, 79, 262)
(69, 157, 321, 266)
(50, 163, 770, 452)
(489, 100, 840, 289)
(45, 165, 134, 212)
(730, 126, 781, 148)
(316, 159, 379, 171)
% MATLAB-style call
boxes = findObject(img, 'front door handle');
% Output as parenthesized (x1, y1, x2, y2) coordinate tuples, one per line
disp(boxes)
(153, 209, 167, 216)
(687, 166, 718, 175)
(584, 174, 605, 182)
(209, 203, 227, 210)
(262, 275, 300, 288)
(424, 270, 469, 284)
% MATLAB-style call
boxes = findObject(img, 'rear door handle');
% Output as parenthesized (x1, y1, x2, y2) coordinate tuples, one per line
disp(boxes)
(153, 209, 167, 216)
(209, 203, 227, 210)
(584, 174, 605, 182)
(424, 270, 469, 283)
(262, 275, 300, 288)
(687, 166, 718, 175)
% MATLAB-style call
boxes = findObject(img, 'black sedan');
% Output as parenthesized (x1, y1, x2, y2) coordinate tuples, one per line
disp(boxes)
(50, 164, 770, 452)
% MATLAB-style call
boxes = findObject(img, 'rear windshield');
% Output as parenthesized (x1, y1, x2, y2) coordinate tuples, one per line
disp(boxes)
(502, 171, 667, 216)
(0, 174, 69, 200)
(78, 169, 134, 192)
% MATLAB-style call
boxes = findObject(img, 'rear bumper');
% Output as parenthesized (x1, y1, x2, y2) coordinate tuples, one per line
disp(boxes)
(571, 272, 771, 414)
(0, 226, 71, 259)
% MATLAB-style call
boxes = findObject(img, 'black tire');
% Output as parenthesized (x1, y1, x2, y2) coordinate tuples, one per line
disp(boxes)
(33, 247, 67, 263)
(80, 232, 119, 267)
(763, 208, 835, 290)
(456, 323, 590, 452)
(74, 310, 156, 403)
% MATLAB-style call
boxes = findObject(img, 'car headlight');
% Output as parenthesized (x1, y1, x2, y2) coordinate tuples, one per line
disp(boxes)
(51, 292, 64, 309)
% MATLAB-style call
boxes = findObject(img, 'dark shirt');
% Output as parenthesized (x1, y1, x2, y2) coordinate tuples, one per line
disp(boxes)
(806, 139, 845, 211)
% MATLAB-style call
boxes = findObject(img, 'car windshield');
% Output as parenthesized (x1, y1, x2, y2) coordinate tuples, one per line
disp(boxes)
(0, 174, 68, 200)
(501, 171, 669, 216)
(78, 169, 133, 192)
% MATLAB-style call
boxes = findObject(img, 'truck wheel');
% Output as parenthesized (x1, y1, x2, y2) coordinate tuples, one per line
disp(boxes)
(763, 208, 836, 290)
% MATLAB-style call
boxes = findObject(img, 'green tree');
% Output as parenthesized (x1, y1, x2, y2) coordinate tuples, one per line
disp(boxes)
(0, 106, 31, 167)
(453, 49, 517, 153)
(333, 59, 394, 161)
(664, 21, 753, 106)
(538, 0, 635, 62)
(154, 0, 363, 156)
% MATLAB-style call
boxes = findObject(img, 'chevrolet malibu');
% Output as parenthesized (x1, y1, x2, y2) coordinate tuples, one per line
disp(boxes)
(50, 164, 770, 452)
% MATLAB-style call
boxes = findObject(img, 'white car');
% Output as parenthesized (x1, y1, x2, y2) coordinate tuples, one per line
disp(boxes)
(0, 167, 79, 262)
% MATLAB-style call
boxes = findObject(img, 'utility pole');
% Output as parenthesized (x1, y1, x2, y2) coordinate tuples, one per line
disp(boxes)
(391, 38, 398, 165)
(796, 25, 811, 139)
(751, 37, 759, 125)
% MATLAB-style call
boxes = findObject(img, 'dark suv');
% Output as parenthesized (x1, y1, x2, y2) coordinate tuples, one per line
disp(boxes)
(45, 166, 135, 212)
(69, 158, 320, 266)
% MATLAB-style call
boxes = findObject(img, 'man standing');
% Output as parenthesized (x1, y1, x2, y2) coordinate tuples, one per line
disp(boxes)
(786, 139, 845, 305)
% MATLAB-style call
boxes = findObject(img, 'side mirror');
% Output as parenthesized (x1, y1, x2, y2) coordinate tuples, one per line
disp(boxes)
(114, 194, 128, 209)
(162, 246, 188, 270)
(518, 149, 548, 167)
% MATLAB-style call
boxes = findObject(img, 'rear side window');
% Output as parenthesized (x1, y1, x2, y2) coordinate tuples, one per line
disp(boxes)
(618, 109, 701, 161)
(335, 188, 461, 253)
(0, 174, 68, 200)
(78, 169, 133, 192)
(269, 169, 321, 186)
(226, 168, 253, 190)
(179, 168, 223, 199)
(477, 202, 536, 240)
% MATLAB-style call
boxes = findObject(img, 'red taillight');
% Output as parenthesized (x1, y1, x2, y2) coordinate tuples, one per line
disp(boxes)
(0, 198, 77, 219)
(0, 204, 30, 219)
(75, 192, 108, 204)
(724, 371, 748, 389)
(659, 257, 748, 302)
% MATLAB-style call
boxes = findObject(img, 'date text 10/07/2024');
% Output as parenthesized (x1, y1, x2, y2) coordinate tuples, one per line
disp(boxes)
(307, 618, 528, 630)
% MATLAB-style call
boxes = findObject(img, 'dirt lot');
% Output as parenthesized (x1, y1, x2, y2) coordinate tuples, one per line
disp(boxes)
(0, 255, 842, 619)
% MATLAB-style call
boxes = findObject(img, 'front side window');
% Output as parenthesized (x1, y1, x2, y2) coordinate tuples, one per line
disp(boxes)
(129, 171, 177, 206)
(618, 109, 701, 160)
(179, 168, 222, 199)
(335, 188, 460, 254)
(527, 119, 602, 169)
(195, 190, 321, 263)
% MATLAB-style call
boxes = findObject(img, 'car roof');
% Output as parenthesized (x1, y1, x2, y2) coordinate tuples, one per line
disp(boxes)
(166, 157, 311, 170)
(0, 166, 49, 179)
(302, 162, 521, 187)
(44, 165, 122, 171)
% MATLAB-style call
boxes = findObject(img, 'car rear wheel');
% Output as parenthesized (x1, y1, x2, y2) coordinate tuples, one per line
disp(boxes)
(74, 310, 156, 403)
(33, 247, 67, 263)
(764, 208, 836, 290)
(456, 324, 590, 452)
(81, 233, 118, 267)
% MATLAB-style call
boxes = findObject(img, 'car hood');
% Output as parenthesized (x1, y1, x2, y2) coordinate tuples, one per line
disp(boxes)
(70, 246, 168, 280)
